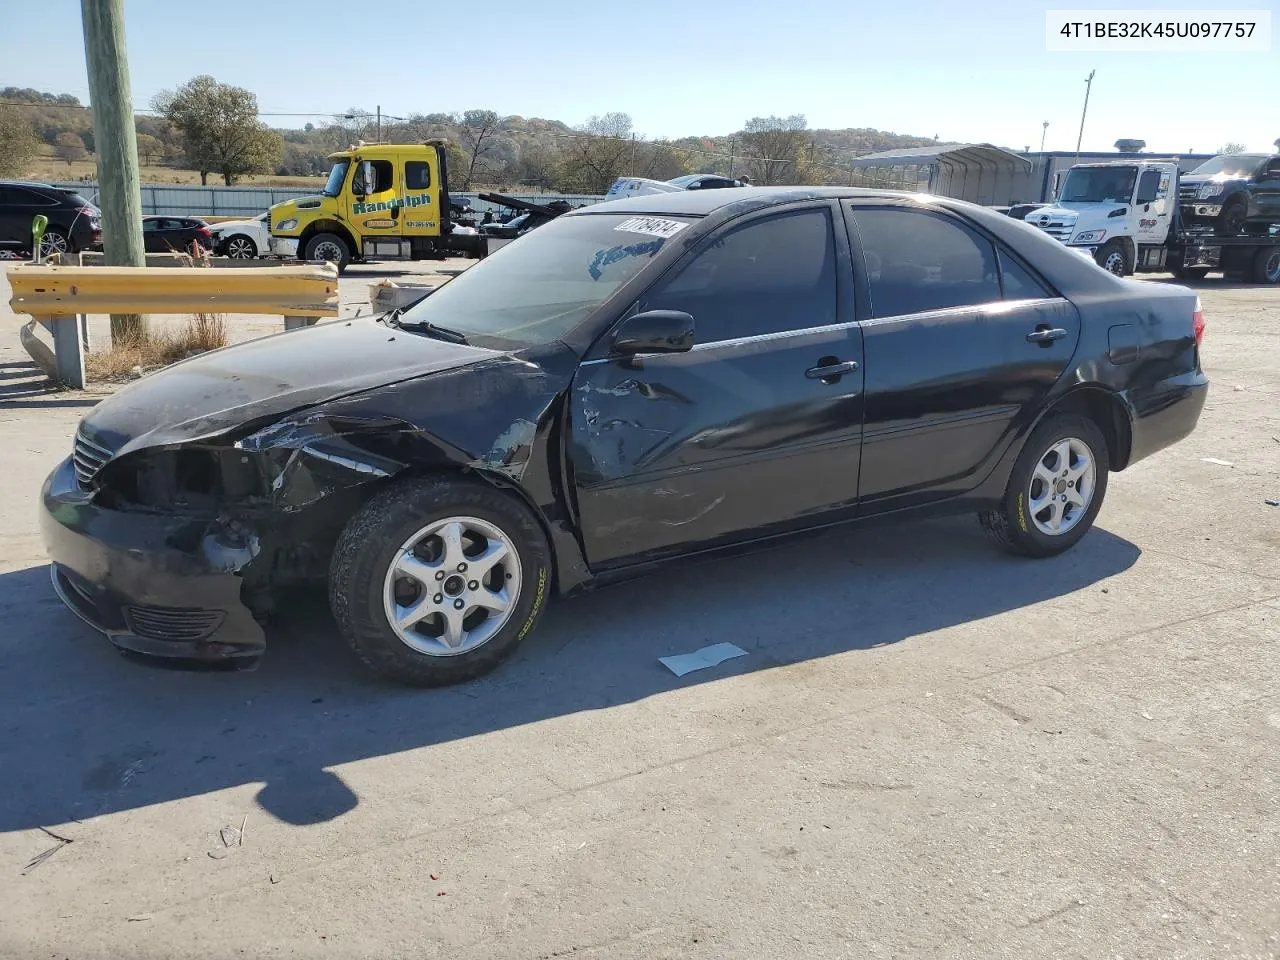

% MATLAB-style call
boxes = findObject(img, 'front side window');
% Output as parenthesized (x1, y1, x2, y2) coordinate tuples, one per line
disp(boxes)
(1136, 170, 1161, 204)
(642, 208, 837, 343)
(852, 207, 1000, 317)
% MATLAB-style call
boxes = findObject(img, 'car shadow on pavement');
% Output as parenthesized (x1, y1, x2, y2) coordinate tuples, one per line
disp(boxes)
(0, 516, 1140, 831)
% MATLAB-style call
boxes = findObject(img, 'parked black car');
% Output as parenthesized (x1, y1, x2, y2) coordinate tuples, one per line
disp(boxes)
(1178, 153, 1280, 236)
(0, 180, 101, 258)
(42, 187, 1208, 686)
(142, 216, 213, 253)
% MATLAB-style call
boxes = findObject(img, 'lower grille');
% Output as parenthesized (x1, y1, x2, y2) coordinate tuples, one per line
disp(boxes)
(123, 605, 226, 643)
(73, 430, 115, 488)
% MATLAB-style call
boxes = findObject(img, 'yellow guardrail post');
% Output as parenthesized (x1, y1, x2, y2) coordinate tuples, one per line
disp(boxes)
(4, 263, 339, 389)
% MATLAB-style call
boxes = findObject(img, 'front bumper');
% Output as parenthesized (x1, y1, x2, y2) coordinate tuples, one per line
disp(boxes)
(1124, 370, 1209, 467)
(269, 236, 299, 258)
(1180, 202, 1223, 219)
(40, 457, 266, 663)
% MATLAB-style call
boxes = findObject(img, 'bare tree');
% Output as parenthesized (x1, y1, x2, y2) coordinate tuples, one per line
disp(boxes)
(740, 114, 809, 185)
(456, 109, 505, 189)
(1217, 141, 1248, 154)
(558, 113, 637, 193)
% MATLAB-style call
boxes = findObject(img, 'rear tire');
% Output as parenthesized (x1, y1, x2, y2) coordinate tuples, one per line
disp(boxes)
(1095, 240, 1131, 276)
(979, 414, 1110, 558)
(38, 229, 70, 260)
(330, 476, 552, 686)
(304, 232, 351, 273)
(1254, 247, 1280, 284)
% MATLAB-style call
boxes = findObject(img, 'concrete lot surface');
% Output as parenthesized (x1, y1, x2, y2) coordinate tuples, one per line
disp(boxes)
(0, 266, 1276, 959)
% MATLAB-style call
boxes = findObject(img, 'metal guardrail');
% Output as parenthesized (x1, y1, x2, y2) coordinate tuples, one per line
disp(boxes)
(5, 262, 339, 388)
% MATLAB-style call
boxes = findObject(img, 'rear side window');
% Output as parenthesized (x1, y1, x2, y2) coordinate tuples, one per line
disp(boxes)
(643, 208, 837, 343)
(405, 161, 432, 190)
(998, 251, 1053, 300)
(852, 207, 1001, 317)
(6, 187, 55, 206)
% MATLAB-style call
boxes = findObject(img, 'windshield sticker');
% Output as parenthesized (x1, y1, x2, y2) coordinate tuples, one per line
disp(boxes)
(614, 216, 687, 239)
(588, 239, 665, 280)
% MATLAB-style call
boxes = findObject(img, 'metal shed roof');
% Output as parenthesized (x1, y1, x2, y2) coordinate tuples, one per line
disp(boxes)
(849, 143, 1033, 170)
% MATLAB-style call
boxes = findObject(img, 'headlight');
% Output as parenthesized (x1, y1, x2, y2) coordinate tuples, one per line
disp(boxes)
(275, 218, 298, 232)
(1196, 183, 1223, 200)
(1072, 229, 1106, 244)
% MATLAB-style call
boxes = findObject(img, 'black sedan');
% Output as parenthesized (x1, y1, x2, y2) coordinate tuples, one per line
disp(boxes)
(42, 187, 1208, 686)
(141, 216, 213, 254)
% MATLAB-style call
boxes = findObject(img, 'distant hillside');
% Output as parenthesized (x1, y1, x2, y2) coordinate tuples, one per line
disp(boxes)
(2, 86, 940, 191)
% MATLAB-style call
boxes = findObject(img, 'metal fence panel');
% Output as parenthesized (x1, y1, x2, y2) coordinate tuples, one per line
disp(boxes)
(53, 182, 605, 219)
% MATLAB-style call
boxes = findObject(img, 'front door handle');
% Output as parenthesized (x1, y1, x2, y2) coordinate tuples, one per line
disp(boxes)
(805, 359, 859, 381)
(1026, 326, 1067, 345)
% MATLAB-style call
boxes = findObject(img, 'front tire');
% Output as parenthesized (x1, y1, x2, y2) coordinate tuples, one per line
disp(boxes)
(224, 234, 257, 259)
(1095, 240, 1131, 276)
(1217, 198, 1247, 237)
(979, 414, 1110, 558)
(330, 476, 552, 686)
(304, 232, 351, 272)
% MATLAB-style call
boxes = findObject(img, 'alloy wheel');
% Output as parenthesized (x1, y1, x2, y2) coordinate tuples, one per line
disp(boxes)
(226, 236, 255, 258)
(1027, 437, 1096, 536)
(382, 516, 522, 656)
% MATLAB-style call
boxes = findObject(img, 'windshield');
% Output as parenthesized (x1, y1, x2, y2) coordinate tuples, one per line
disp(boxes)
(1189, 155, 1266, 178)
(1059, 166, 1137, 203)
(322, 160, 350, 198)
(667, 175, 700, 187)
(399, 213, 691, 347)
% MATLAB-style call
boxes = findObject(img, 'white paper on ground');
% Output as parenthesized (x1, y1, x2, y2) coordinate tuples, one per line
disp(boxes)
(1201, 457, 1234, 466)
(658, 642, 748, 677)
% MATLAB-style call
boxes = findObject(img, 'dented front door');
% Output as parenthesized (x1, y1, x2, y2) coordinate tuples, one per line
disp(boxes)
(567, 204, 864, 572)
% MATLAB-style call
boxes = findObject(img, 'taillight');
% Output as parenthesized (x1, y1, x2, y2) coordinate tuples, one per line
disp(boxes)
(77, 206, 96, 217)
(198, 225, 212, 236)
(1192, 297, 1205, 346)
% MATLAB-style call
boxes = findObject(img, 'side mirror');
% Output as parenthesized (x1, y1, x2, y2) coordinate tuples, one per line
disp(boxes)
(612, 310, 694, 356)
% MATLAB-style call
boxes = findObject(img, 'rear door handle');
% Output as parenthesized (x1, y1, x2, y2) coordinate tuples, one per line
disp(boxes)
(805, 359, 859, 380)
(1026, 327, 1067, 345)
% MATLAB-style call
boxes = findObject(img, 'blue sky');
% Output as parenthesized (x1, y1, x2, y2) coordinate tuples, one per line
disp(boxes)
(3, 0, 1276, 157)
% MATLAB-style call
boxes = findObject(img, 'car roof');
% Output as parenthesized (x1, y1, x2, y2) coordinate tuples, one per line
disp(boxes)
(0, 179, 61, 188)
(567, 185, 950, 219)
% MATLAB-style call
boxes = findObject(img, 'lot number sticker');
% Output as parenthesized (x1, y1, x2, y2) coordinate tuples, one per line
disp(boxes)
(614, 217, 688, 239)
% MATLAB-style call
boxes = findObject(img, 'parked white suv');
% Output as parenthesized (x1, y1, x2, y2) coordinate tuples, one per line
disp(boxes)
(210, 212, 271, 259)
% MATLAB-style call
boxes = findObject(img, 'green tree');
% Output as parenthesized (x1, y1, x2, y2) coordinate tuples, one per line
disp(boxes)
(0, 106, 39, 177)
(55, 131, 87, 165)
(152, 76, 283, 185)
(135, 133, 163, 165)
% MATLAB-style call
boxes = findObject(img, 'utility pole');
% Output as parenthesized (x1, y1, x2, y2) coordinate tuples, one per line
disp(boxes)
(1040, 121, 1049, 152)
(81, 0, 146, 344)
(1075, 69, 1095, 160)
(727, 137, 737, 177)
(376, 105, 381, 142)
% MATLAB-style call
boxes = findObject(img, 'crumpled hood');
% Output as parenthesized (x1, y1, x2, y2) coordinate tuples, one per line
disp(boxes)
(81, 317, 502, 458)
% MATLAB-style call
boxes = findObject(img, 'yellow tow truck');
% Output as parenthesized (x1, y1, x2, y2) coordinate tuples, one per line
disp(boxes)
(267, 139, 483, 271)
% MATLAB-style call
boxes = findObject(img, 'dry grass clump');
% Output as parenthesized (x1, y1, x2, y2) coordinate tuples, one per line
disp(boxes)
(86, 313, 228, 382)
